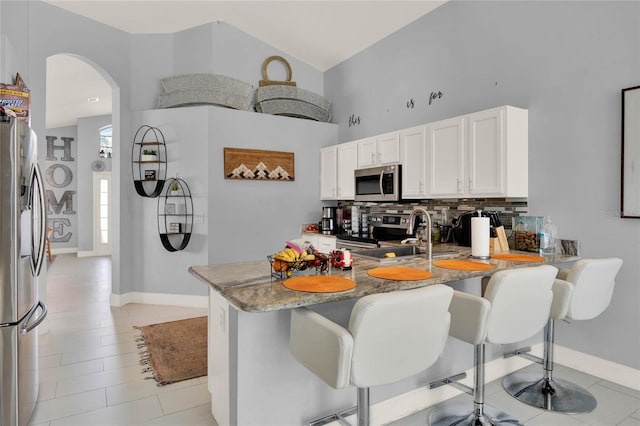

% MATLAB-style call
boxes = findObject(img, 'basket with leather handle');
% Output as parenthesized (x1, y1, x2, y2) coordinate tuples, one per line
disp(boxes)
(259, 56, 297, 87)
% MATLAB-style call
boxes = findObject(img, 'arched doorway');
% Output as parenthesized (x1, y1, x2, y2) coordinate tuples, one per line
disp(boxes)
(45, 53, 120, 296)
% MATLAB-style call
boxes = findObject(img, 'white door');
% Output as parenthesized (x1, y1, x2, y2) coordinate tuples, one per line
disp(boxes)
(93, 172, 112, 256)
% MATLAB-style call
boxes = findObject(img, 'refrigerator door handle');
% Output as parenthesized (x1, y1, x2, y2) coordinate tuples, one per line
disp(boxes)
(30, 164, 47, 276)
(20, 301, 47, 335)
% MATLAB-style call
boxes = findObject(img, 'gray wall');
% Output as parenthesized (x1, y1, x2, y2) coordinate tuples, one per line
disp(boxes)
(130, 22, 325, 115)
(207, 106, 337, 264)
(3, 0, 327, 300)
(325, 0, 640, 369)
(132, 106, 336, 296)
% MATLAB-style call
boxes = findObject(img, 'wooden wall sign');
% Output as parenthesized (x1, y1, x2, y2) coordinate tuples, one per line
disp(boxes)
(224, 147, 295, 181)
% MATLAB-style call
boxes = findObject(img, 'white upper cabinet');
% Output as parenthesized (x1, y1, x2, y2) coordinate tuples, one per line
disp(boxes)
(400, 125, 428, 199)
(428, 106, 528, 199)
(357, 132, 400, 168)
(322, 105, 527, 201)
(428, 116, 466, 197)
(320, 141, 358, 200)
(467, 106, 528, 198)
(320, 145, 338, 199)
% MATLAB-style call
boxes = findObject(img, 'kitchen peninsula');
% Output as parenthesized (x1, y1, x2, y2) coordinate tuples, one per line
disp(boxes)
(189, 248, 578, 426)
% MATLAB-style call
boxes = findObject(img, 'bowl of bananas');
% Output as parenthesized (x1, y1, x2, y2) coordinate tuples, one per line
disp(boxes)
(269, 240, 329, 279)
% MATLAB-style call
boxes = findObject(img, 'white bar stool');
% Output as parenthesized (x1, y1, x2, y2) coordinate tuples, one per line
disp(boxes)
(289, 284, 454, 426)
(502, 258, 623, 413)
(428, 265, 558, 426)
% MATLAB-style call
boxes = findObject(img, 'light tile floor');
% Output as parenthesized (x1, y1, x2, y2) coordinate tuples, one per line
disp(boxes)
(30, 254, 216, 426)
(389, 357, 640, 426)
(32, 254, 640, 425)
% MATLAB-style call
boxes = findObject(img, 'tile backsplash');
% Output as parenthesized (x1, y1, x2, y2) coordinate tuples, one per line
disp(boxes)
(337, 199, 527, 230)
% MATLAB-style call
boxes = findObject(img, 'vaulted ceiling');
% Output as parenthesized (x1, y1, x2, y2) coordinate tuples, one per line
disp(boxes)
(42, 1, 446, 128)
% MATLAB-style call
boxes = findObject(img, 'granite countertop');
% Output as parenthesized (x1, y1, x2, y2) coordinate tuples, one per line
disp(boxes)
(189, 245, 579, 313)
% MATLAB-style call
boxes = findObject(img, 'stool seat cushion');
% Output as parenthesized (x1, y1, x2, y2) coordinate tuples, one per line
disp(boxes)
(289, 284, 453, 390)
(484, 265, 557, 344)
(349, 284, 453, 388)
(564, 258, 623, 320)
(448, 291, 491, 345)
(550, 279, 574, 319)
(290, 308, 354, 389)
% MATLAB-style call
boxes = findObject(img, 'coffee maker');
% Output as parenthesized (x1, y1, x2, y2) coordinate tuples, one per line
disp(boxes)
(321, 207, 336, 235)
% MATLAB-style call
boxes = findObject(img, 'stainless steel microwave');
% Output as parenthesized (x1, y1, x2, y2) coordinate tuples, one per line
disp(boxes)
(354, 164, 401, 202)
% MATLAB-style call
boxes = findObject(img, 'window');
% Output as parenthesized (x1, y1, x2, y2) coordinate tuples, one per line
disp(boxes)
(99, 178, 109, 244)
(99, 125, 112, 158)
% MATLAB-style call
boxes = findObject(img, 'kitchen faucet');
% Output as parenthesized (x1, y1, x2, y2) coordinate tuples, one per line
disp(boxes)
(407, 207, 432, 261)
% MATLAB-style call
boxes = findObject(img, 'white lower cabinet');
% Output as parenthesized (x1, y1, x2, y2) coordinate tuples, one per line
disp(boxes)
(301, 234, 335, 254)
(316, 236, 336, 254)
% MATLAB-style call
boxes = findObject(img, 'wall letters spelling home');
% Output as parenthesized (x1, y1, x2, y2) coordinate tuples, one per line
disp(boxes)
(45, 135, 76, 243)
(224, 148, 294, 181)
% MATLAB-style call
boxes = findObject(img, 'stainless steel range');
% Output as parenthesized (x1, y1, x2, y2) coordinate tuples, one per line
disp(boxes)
(336, 212, 420, 251)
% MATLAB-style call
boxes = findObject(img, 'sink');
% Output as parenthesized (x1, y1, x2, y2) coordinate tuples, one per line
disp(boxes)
(352, 246, 459, 263)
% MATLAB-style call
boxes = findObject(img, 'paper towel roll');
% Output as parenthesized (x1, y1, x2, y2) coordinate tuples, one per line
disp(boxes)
(471, 216, 490, 258)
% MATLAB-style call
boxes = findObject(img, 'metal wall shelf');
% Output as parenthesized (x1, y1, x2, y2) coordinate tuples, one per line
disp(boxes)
(157, 178, 193, 252)
(131, 125, 167, 197)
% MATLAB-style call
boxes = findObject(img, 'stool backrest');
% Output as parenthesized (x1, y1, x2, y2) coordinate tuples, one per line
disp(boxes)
(348, 284, 453, 388)
(566, 258, 623, 321)
(484, 265, 557, 344)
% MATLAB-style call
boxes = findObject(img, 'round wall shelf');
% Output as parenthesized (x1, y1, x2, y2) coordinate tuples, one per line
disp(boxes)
(131, 125, 167, 197)
(157, 178, 193, 252)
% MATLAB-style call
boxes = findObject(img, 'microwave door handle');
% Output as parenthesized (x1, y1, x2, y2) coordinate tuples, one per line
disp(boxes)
(379, 170, 385, 197)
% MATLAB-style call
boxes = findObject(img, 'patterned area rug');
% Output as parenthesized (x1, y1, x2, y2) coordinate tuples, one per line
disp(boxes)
(135, 316, 207, 385)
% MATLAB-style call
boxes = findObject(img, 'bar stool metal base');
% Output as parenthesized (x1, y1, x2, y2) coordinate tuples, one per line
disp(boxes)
(502, 372, 597, 414)
(429, 401, 522, 426)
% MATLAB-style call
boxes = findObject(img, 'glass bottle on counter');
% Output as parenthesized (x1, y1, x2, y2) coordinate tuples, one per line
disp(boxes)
(539, 216, 558, 255)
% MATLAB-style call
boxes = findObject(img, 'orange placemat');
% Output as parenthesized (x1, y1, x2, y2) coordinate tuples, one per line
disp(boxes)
(367, 267, 433, 281)
(491, 253, 545, 262)
(433, 259, 494, 271)
(282, 276, 356, 293)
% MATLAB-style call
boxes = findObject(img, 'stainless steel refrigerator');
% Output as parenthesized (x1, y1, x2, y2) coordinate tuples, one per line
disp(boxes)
(0, 116, 48, 426)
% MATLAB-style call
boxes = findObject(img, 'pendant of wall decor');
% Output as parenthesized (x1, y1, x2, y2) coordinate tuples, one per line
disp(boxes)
(131, 125, 167, 197)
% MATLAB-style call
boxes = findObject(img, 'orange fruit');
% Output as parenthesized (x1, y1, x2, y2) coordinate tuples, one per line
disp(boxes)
(273, 259, 289, 272)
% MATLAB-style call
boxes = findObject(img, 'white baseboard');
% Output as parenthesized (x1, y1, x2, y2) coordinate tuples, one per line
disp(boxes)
(332, 341, 640, 426)
(552, 343, 640, 391)
(110, 291, 208, 308)
(51, 247, 77, 255)
(77, 250, 96, 257)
